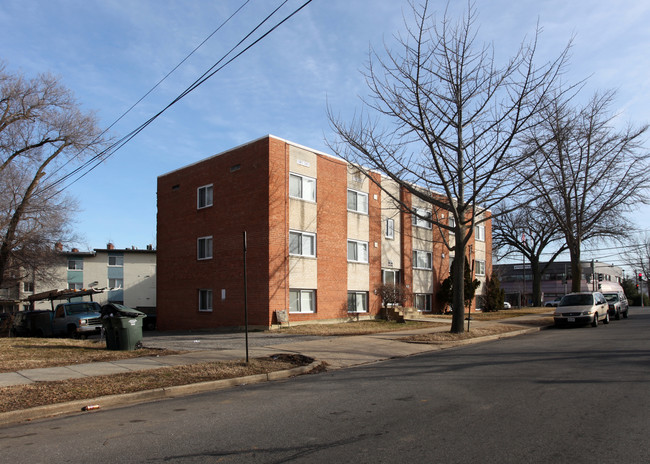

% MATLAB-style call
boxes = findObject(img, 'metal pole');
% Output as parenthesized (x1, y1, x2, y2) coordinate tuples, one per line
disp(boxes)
(243, 231, 249, 363)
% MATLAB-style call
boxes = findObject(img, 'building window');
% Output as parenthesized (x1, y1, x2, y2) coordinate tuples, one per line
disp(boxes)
(108, 278, 123, 288)
(108, 255, 124, 266)
(415, 294, 432, 312)
(289, 231, 316, 257)
(412, 208, 432, 229)
(385, 218, 395, 239)
(289, 289, 315, 313)
(68, 283, 83, 291)
(347, 291, 368, 312)
(475, 225, 486, 241)
(197, 236, 213, 260)
(475, 260, 486, 276)
(289, 173, 316, 202)
(197, 184, 213, 209)
(23, 282, 34, 292)
(347, 240, 369, 263)
(199, 289, 213, 312)
(413, 250, 433, 270)
(382, 269, 400, 285)
(68, 259, 83, 270)
(347, 189, 368, 214)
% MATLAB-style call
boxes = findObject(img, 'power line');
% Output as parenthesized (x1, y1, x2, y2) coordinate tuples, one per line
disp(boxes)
(45, 0, 314, 197)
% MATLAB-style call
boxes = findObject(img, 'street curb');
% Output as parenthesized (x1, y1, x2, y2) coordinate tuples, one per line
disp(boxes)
(405, 326, 547, 348)
(0, 361, 322, 427)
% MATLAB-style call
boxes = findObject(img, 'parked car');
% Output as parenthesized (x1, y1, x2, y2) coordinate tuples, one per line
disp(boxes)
(554, 292, 609, 327)
(10, 310, 54, 337)
(602, 291, 629, 320)
(545, 297, 563, 307)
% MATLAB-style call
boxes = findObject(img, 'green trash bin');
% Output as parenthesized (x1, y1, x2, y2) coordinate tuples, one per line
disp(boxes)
(101, 304, 146, 351)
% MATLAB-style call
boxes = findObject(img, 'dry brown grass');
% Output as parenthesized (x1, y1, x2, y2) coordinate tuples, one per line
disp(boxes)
(427, 307, 552, 321)
(0, 338, 181, 373)
(0, 354, 313, 413)
(403, 324, 529, 343)
(275, 319, 444, 335)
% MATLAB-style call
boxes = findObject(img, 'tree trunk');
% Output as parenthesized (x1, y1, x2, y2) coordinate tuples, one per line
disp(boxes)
(569, 247, 582, 293)
(530, 258, 543, 306)
(450, 226, 466, 333)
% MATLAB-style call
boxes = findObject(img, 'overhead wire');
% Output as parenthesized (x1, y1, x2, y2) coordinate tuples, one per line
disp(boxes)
(42, 0, 314, 198)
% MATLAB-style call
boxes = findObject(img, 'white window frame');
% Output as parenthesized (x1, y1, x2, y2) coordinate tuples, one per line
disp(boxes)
(415, 293, 432, 312)
(199, 289, 213, 312)
(23, 281, 34, 292)
(68, 259, 83, 270)
(413, 250, 433, 270)
(289, 289, 316, 313)
(197, 184, 213, 209)
(475, 260, 486, 276)
(475, 224, 486, 242)
(347, 189, 368, 214)
(412, 208, 432, 229)
(347, 239, 369, 263)
(108, 278, 123, 289)
(108, 255, 124, 267)
(382, 269, 400, 285)
(197, 236, 213, 260)
(289, 173, 316, 202)
(289, 230, 316, 257)
(347, 291, 368, 313)
(385, 218, 395, 239)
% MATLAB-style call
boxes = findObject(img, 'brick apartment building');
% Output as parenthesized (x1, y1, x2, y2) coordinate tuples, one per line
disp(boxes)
(156, 135, 491, 330)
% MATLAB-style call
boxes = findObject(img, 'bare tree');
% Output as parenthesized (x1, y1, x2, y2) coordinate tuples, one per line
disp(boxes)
(492, 200, 567, 306)
(621, 233, 650, 301)
(327, 1, 569, 332)
(0, 64, 106, 289)
(526, 90, 650, 292)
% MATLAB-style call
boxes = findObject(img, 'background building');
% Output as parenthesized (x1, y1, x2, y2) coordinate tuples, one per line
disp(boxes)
(156, 135, 492, 330)
(494, 260, 624, 306)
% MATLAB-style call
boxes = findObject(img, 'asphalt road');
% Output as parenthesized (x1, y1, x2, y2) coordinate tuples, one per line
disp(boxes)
(2, 308, 649, 463)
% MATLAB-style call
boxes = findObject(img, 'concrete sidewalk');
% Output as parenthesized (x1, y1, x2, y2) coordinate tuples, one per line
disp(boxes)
(0, 314, 552, 426)
(0, 314, 551, 388)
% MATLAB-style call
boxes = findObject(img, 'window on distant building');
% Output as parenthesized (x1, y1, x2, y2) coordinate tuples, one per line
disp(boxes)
(475, 224, 486, 241)
(475, 260, 486, 276)
(68, 259, 83, 270)
(199, 289, 213, 312)
(347, 189, 368, 214)
(413, 250, 433, 270)
(415, 294, 432, 312)
(197, 184, 213, 209)
(289, 231, 316, 257)
(412, 208, 432, 229)
(289, 173, 316, 202)
(385, 218, 395, 239)
(108, 255, 124, 266)
(289, 289, 315, 313)
(347, 291, 368, 312)
(108, 278, 123, 288)
(23, 282, 34, 292)
(197, 236, 213, 260)
(68, 283, 83, 291)
(347, 240, 369, 263)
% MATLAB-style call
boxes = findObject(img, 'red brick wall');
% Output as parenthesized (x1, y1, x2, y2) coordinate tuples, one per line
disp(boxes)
(368, 172, 383, 315)
(400, 187, 413, 306)
(156, 138, 272, 330)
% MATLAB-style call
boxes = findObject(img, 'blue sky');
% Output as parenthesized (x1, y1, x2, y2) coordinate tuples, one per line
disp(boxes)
(1, 0, 649, 270)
